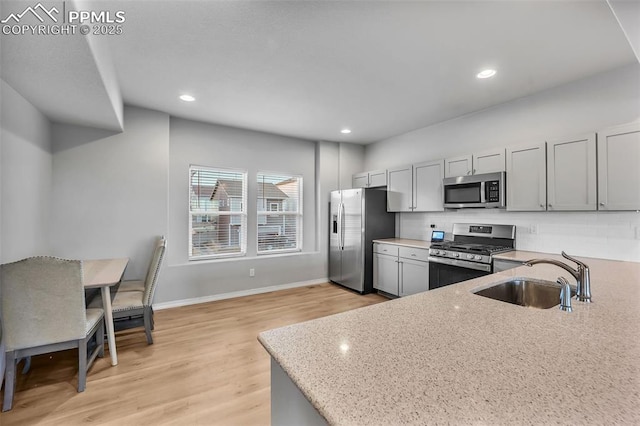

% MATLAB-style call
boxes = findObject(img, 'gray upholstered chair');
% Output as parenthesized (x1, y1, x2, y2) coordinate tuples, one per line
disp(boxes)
(90, 236, 166, 344)
(1, 257, 104, 412)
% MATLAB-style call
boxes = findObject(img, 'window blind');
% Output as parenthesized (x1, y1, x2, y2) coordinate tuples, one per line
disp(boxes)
(257, 173, 302, 254)
(189, 166, 247, 259)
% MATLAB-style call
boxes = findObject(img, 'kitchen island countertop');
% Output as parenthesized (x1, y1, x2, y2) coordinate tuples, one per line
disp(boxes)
(259, 256, 640, 425)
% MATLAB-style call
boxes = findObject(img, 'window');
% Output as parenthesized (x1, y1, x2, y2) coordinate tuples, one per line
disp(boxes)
(189, 166, 247, 259)
(257, 173, 302, 254)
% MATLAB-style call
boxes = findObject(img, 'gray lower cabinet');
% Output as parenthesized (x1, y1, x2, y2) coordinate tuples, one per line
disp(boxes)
(373, 252, 399, 296)
(373, 243, 429, 297)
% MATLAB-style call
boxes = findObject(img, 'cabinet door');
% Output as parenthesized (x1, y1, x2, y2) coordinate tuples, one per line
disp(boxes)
(352, 172, 369, 189)
(506, 143, 546, 211)
(473, 149, 505, 174)
(597, 122, 640, 211)
(387, 165, 413, 212)
(444, 155, 472, 177)
(413, 159, 445, 212)
(373, 253, 399, 296)
(368, 169, 387, 188)
(547, 134, 596, 211)
(399, 258, 429, 296)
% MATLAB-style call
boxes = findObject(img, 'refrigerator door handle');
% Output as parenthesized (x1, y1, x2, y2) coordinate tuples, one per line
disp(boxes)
(340, 202, 346, 250)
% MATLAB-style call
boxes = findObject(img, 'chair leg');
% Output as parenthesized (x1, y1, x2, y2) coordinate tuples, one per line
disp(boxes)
(97, 319, 105, 358)
(21, 356, 32, 374)
(3, 352, 17, 412)
(78, 339, 87, 392)
(143, 306, 154, 345)
(150, 308, 155, 331)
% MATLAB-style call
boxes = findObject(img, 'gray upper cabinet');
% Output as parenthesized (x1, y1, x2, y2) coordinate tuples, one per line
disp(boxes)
(368, 169, 387, 187)
(387, 164, 413, 212)
(352, 172, 369, 189)
(547, 133, 597, 211)
(473, 149, 506, 175)
(387, 160, 445, 212)
(352, 169, 387, 188)
(413, 159, 445, 212)
(597, 122, 640, 211)
(506, 143, 547, 211)
(445, 149, 505, 177)
(444, 155, 472, 177)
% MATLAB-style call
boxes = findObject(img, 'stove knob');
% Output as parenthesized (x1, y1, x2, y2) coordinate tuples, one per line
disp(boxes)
(453, 253, 460, 258)
(439, 250, 446, 255)
(475, 255, 482, 260)
(466, 254, 474, 260)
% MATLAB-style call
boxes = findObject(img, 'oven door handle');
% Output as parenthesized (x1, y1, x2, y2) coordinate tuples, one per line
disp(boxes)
(427, 256, 492, 272)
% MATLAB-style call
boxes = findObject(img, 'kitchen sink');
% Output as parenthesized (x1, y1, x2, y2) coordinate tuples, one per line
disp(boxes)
(472, 278, 575, 309)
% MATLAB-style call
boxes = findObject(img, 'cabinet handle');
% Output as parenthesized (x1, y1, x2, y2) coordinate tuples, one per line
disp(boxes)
(411, 254, 416, 257)
(540, 204, 544, 208)
(599, 202, 605, 207)
(467, 170, 471, 175)
(548, 204, 552, 208)
(473, 169, 476, 174)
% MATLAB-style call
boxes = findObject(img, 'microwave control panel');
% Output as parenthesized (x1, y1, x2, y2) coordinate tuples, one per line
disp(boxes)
(487, 180, 500, 202)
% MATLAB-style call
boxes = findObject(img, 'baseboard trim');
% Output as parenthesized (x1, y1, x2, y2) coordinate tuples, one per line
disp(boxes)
(153, 278, 330, 311)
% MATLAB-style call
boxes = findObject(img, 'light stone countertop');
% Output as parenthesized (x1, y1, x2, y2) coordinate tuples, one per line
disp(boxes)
(372, 238, 431, 249)
(259, 257, 640, 425)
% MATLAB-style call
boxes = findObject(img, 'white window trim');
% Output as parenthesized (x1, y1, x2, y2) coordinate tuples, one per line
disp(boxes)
(189, 165, 248, 261)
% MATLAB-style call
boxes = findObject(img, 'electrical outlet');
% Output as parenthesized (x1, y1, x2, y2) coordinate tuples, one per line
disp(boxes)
(529, 224, 538, 235)
(249, 268, 255, 277)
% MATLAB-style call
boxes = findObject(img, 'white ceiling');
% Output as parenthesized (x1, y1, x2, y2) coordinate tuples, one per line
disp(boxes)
(1, 1, 638, 143)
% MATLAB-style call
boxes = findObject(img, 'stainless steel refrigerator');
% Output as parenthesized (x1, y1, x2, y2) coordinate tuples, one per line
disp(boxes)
(329, 188, 395, 294)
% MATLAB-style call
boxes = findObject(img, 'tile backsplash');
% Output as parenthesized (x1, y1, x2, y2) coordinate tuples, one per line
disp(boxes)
(399, 210, 640, 262)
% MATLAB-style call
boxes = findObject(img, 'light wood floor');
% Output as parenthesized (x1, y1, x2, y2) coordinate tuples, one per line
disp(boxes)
(0, 283, 387, 425)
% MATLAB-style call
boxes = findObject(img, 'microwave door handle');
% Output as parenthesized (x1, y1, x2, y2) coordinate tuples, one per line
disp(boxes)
(480, 181, 486, 203)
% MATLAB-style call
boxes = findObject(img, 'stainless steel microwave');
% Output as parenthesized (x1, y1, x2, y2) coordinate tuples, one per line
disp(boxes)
(443, 171, 506, 208)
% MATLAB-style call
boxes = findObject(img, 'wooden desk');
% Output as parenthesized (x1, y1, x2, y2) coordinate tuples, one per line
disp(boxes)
(84, 258, 129, 366)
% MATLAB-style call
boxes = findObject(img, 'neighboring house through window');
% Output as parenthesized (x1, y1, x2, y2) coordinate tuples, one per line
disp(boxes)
(257, 173, 302, 254)
(189, 166, 247, 259)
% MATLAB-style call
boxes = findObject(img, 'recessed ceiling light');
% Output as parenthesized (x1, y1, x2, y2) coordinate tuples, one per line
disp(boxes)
(179, 94, 196, 102)
(476, 69, 497, 79)
(341, 129, 352, 134)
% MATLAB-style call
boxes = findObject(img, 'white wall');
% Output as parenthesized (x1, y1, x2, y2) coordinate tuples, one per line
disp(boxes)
(365, 64, 640, 262)
(0, 80, 53, 263)
(158, 117, 329, 304)
(50, 106, 170, 280)
(338, 143, 365, 189)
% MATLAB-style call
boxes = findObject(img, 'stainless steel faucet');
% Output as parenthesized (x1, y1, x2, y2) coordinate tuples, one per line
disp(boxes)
(523, 251, 592, 303)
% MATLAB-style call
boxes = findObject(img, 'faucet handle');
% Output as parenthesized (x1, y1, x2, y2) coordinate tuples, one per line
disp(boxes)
(561, 251, 587, 269)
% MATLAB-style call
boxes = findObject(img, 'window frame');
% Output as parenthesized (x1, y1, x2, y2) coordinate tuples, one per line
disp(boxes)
(189, 165, 248, 261)
(256, 172, 303, 255)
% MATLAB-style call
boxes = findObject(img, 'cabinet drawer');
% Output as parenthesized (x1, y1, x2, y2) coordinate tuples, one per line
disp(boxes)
(398, 246, 429, 262)
(373, 243, 399, 256)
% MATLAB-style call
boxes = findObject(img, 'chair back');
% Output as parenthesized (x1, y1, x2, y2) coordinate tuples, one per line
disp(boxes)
(1, 257, 86, 351)
(143, 236, 166, 306)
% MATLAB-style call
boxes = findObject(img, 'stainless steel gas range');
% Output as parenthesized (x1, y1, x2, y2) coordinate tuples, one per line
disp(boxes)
(428, 223, 515, 290)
